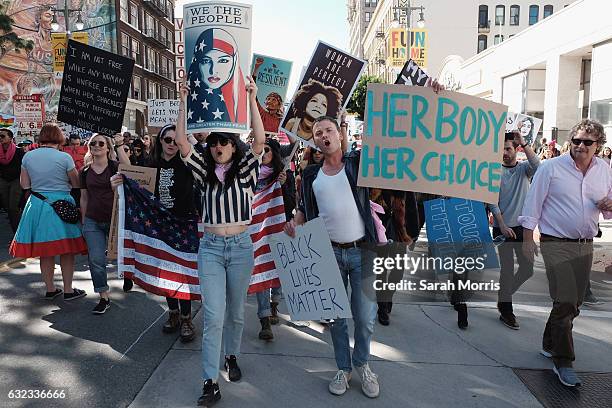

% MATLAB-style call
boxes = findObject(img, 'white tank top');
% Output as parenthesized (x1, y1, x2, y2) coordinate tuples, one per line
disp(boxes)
(313, 167, 366, 243)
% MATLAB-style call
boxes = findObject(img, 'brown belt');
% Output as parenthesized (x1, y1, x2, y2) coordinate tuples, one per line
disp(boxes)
(540, 233, 593, 243)
(331, 238, 365, 249)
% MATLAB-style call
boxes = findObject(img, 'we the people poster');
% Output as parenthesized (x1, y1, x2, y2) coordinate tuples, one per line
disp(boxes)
(251, 53, 292, 135)
(280, 41, 365, 145)
(183, 1, 252, 134)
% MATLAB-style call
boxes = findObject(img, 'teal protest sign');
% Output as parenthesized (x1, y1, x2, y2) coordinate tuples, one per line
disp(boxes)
(357, 84, 507, 204)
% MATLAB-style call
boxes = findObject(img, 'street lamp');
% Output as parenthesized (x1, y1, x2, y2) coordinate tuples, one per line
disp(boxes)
(51, 1, 86, 33)
(393, 1, 426, 30)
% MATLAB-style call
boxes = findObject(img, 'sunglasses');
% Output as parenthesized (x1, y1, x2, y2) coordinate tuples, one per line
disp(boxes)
(162, 137, 176, 145)
(208, 138, 233, 148)
(90, 141, 106, 147)
(571, 138, 596, 147)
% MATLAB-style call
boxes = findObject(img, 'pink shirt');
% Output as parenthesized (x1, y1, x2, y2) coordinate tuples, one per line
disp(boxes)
(518, 154, 612, 239)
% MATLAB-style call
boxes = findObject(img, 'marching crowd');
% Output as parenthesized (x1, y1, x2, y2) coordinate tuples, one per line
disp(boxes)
(1, 75, 612, 405)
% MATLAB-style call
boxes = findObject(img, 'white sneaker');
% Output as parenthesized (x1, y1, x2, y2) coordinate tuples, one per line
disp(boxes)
(328, 370, 351, 396)
(355, 363, 380, 398)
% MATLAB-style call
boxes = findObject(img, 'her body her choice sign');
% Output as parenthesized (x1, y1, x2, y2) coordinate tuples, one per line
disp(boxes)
(57, 40, 134, 135)
(269, 218, 352, 321)
(183, 1, 252, 134)
(357, 84, 507, 204)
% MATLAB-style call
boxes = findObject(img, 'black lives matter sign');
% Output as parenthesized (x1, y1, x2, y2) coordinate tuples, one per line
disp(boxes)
(58, 40, 134, 135)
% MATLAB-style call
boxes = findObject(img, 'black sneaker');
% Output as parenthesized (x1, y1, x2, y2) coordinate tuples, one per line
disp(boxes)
(499, 313, 520, 330)
(123, 278, 133, 292)
(197, 379, 221, 406)
(44, 288, 63, 300)
(92, 298, 110, 314)
(224, 355, 242, 382)
(64, 288, 86, 301)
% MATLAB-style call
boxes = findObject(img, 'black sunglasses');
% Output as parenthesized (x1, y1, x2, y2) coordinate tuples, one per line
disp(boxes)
(162, 137, 176, 145)
(90, 141, 106, 147)
(571, 138, 596, 147)
(208, 138, 233, 148)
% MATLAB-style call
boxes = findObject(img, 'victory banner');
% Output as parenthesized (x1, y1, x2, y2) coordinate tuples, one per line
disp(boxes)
(175, 18, 186, 90)
(183, 1, 252, 134)
(280, 41, 365, 145)
(358, 84, 507, 204)
(251, 53, 292, 135)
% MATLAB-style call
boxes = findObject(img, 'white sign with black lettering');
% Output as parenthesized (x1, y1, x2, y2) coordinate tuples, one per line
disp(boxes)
(269, 218, 352, 321)
(147, 99, 180, 128)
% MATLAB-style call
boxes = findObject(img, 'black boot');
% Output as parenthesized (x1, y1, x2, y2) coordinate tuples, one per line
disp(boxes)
(197, 379, 220, 406)
(455, 303, 468, 330)
(224, 355, 242, 382)
(258, 317, 274, 340)
(377, 302, 389, 326)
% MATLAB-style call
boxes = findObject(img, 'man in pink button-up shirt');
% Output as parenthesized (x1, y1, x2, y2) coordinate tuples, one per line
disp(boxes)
(518, 119, 612, 388)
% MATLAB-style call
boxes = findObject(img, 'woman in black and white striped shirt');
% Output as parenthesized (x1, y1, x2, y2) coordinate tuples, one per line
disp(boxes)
(175, 77, 265, 406)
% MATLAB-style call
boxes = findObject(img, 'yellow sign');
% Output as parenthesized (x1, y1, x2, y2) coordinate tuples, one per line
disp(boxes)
(409, 29, 427, 69)
(52, 32, 89, 76)
(387, 28, 407, 68)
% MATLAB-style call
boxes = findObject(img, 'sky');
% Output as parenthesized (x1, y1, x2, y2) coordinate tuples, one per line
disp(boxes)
(174, 0, 349, 96)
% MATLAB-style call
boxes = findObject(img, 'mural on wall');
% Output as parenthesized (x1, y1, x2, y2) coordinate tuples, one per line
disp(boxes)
(0, 0, 116, 123)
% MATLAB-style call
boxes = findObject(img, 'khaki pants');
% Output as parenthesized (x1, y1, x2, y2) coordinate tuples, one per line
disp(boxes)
(540, 235, 593, 368)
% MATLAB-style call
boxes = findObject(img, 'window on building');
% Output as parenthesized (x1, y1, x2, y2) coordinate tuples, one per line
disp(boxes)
(495, 5, 505, 25)
(129, 2, 139, 29)
(121, 33, 130, 57)
(543, 5, 553, 18)
(365, 12, 371, 23)
(120, 0, 128, 22)
(494, 34, 504, 45)
(131, 38, 140, 65)
(161, 55, 167, 75)
(133, 76, 141, 100)
(529, 5, 539, 25)
(478, 5, 488, 28)
(145, 13, 154, 32)
(477, 35, 487, 53)
(510, 5, 520, 25)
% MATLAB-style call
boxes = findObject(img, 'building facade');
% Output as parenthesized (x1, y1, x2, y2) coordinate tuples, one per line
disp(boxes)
(117, 0, 177, 135)
(357, 0, 569, 84)
(456, 0, 612, 144)
(347, 0, 379, 59)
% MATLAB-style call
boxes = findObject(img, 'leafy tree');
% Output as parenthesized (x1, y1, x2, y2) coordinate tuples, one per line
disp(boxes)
(0, 3, 34, 57)
(346, 75, 384, 120)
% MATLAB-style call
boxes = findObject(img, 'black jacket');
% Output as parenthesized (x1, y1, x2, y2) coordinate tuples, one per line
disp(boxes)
(0, 147, 24, 182)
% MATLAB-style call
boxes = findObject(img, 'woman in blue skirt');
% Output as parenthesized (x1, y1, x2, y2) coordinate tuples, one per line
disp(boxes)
(10, 123, 88, 301)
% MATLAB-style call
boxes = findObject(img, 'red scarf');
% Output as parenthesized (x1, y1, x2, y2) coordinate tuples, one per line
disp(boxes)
(0, 142, 17, 165)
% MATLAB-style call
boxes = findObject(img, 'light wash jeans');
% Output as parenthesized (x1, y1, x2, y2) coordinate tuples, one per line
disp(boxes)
(330, 246, 377, 372)
(198, 230, 254, 381)
(256, 286, 282, 319)
(82, 217, 111, 293)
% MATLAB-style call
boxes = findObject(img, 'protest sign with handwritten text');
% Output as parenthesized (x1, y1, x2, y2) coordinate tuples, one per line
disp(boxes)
(57, 40, 134, 135)
(269, 218, 352, 321)
(357, 84, 507, 204)
(147, 99, 180, 127)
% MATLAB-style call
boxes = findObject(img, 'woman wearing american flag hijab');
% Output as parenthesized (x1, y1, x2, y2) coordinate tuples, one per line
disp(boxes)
(186, 27, 248, 129)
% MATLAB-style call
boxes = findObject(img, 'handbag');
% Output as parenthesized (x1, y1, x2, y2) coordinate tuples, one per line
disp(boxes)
(31, 191, 80, 224)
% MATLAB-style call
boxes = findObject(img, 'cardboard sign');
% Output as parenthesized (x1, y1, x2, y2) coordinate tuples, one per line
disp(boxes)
(147, 99, 180, 127)
(107, 165, 157, 259)
(251, 53, 293, 135)
(424, 198, 499, 275)
(357, 84, 507, 204)
(395, 58, 429, 86)
(51, 32, 88, 78)
(57, 40, 134, 135)
(174, 18, 185, 91)
(387, 28, 407, 68)
(269, 218, 352, 321)
(12, 94, 45, 141)
(409, 29, 427, 68)
(183, 1, 252, 134)
(280, 41, 365, 145)
(512, 114, 542, 145)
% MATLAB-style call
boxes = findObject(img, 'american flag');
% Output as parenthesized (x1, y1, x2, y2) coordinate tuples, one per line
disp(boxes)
(247, 180, 286, 294)
(118, 177, 201, 300)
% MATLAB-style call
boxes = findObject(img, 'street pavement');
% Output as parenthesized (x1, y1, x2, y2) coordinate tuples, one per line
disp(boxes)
(0, 214, 611, 407)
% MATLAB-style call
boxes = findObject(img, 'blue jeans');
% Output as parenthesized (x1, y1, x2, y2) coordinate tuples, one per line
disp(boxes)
(82, 217, 111, 293)
(256, 286, 282, 319)
(198, 230, 254, 381)
(330, 246, 377, 372)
